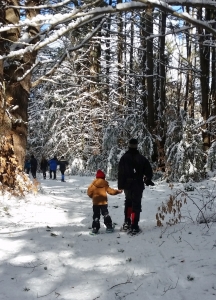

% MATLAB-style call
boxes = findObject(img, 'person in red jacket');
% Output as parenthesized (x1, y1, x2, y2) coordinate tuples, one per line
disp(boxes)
(87, 169, 122, 234)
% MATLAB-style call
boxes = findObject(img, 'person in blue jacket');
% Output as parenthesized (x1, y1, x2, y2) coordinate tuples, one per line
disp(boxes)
(24, 157, 31, 174)
(49, 156, 58, 179)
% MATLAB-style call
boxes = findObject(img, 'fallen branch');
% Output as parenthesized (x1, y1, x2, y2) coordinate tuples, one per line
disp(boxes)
(37, 288, 57, 298)
(183, 239, 195, 250)
(108, 280, 132, 290)
(162, 278, 179, 295)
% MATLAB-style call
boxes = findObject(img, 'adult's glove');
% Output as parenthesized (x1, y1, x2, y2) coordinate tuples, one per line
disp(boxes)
(144, 179, 155, 186)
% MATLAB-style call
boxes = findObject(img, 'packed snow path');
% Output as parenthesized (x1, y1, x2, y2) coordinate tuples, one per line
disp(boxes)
(0, 173, 216, 300)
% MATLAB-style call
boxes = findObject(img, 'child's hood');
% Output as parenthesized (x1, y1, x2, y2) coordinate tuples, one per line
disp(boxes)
(92, 178, 108, 188)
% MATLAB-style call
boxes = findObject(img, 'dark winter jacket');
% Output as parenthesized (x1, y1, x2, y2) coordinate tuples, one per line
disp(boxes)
(87, 178, 121, 205)
(118, 148, 153, 190)
(40, 158, 48, 171)
(58, 159, 68, 171)
(49, 158, 58, 171)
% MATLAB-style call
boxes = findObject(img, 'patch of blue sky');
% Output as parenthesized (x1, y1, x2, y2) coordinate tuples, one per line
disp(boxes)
(172, 5, 183, 13)
(170, 5, 184, 38)
(104, 0, 130, 6)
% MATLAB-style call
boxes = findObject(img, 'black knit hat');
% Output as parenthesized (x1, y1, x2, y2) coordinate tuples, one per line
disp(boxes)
(129, 138, 138, 148)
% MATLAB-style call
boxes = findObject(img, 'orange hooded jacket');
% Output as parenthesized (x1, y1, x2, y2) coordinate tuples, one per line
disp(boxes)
(87, 178, 120, 205)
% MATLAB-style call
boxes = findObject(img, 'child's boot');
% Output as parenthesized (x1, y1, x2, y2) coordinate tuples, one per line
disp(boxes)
(104, 214, 114, 232)
(122, 206, 132, 231)
(92, 218, 100, 233)
(130, 211, 141, 234)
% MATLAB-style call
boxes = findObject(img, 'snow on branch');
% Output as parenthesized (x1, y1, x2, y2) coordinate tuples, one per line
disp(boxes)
(1, 1, 216, 62)
(7, 0, 75, 10)
(31, 17, 106, 88)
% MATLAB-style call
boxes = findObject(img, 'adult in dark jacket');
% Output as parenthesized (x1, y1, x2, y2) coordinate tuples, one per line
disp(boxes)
(40, 156, 48, 179)
(118, 138, 154, 234)
(49, 156, 58, 179)
(30, 154, 38, 179)
(58, 156, 68, 182)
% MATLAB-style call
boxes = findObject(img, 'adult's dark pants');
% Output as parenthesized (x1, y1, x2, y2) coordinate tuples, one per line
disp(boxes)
(92, 205, 112, 230)
(41, 168, 46, 179)
(124, 186, 144, 227)
(31, 168, 37, 179)
(25, 168, 30, 174)
(60, 170, 65, 181)
(50, 170, 56, 179)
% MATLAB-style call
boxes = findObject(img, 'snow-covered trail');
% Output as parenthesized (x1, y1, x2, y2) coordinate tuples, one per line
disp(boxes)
(0, 174, 216, 300)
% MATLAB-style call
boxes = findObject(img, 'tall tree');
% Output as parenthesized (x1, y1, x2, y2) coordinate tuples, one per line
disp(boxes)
(155, 11, 167, 168)
(117, 0, 124, 108)
(146, 7, 155, 132)
(197, 7, 211, 150)
(184, 7, 195, 118)
(0, 0, 40, 166)
(139, 11, 147, 124)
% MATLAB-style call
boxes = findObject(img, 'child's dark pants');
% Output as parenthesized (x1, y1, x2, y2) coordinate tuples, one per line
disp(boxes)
(92, 205, 112, 230)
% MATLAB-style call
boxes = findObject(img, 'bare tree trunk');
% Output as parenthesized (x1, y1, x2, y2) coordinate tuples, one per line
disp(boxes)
(156, 11, 166, 170)
(184, 7, 195, 118)
(105, 16, 111, 97)
(140, 11, 147, 124)
(146, 7, 155, 133)
(128, 12, 134, 108)
(176, 54, 183, 114)
(117, 0, 124, 108)
(198, 7, 210, 150)
(89, 20, 102, 154)
(160, 12, 166, 116)
(211, 10, 216, 118)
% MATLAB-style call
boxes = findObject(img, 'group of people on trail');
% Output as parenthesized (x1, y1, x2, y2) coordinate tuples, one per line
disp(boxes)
(87, 138, 155, 235)
(24, 155, 68, 182)
(24, 138, 154, 235)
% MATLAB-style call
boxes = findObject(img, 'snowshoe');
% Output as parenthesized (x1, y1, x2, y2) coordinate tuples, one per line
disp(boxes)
(89, 228, 99, 236)
(120, 222, 131, 232)
(127, 227, 141, 236)
(106, 224, 115, 233)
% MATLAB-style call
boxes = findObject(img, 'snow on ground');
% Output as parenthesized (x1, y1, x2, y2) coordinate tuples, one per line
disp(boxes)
(0, 172, 216, 300)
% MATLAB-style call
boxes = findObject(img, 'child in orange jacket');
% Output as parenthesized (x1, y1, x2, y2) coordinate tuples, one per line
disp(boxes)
(87, 169, 122, 234)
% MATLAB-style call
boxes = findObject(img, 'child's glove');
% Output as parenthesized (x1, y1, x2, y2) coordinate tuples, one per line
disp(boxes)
(144, 179, 155, 186)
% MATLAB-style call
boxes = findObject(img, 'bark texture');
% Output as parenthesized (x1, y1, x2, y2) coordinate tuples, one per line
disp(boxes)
(0, 1, 39, 167)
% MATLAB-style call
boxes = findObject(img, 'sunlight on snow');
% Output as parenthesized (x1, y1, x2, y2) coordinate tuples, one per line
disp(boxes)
(9, 254, 37, 265)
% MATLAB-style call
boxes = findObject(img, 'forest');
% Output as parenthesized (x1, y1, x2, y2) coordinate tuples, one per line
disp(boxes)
(0, 0, 216, 194)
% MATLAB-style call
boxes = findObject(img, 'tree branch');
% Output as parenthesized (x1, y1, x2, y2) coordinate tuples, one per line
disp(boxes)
(2, 1, 216, 62)
(31, 17, 106, 88)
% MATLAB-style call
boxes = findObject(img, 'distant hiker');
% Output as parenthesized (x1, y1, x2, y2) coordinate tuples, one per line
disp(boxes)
(40, 156, 48, 179)
(118, 138, 154, 234)
(87, 169, 122, 234)
(24, 157, 31, 174)
(30, 154, 38, 179)
(58, 156, 68, 182)
(48, 155, 58, 179)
